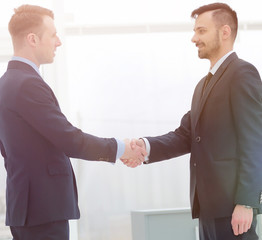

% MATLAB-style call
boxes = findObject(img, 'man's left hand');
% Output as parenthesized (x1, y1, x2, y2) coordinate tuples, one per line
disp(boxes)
(231, 204, 253, 235)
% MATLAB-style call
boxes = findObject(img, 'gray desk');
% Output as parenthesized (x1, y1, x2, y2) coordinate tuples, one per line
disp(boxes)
(131, 208, 199, 240)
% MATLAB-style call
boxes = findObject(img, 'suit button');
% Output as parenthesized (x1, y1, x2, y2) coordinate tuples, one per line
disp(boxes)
(193, 163, 197, 167)
(195, 136, 201, 142)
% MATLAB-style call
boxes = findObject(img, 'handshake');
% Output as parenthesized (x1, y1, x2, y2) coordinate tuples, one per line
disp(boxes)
(120, 139, 147, 168)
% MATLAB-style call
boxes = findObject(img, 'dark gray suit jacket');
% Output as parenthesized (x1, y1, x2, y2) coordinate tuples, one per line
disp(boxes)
(0, 61, 117, 226)
(146, 53, 262, 219)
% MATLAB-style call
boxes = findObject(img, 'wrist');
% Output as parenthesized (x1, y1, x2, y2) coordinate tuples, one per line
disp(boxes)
(141, 138, 150, 161)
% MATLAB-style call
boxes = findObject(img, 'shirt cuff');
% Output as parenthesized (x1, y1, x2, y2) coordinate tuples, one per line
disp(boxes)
(116, 139, 125, 160)
(142, 138, 151, 162)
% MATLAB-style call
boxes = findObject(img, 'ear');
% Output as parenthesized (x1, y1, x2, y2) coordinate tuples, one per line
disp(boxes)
(221, 25, 231, 40)
(26, 33, 39, 47)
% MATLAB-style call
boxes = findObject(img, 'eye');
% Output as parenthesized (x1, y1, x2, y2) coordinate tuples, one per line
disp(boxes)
(196, 28, 207, 35)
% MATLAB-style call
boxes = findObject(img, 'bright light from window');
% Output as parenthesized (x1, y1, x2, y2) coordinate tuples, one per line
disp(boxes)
(64, 0, 262, 25)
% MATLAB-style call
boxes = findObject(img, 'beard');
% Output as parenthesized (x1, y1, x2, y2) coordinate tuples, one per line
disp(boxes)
(198, 31, 220, 60)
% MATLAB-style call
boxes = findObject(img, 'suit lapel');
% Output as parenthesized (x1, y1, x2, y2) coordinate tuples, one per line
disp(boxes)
(191, 52, 238, 129)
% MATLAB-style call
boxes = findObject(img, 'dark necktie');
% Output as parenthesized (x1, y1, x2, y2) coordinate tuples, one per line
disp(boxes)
(202, 72, 213, 95)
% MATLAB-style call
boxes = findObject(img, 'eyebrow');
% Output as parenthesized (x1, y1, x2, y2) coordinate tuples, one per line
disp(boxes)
(193, 26, 208, 32)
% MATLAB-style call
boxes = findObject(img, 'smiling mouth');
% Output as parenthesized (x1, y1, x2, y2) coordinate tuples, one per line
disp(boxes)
(196, 43, 204, 49)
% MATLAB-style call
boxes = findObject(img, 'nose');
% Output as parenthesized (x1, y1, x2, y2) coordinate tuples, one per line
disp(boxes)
(56, 36, 62, 47)
(191, 33, 197, 43)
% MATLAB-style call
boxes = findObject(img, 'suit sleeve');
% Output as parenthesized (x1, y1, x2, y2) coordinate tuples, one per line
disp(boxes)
(231, 62, 262, 209)
(16, 77, 117, 162)
(146, 111, 191, 163)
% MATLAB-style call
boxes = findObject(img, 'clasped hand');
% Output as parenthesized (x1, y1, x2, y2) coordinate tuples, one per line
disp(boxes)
(120, 139, 147, 168)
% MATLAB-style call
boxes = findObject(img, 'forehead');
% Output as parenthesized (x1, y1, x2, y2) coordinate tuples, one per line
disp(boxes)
(193, 11, 216, 31)
(42, 15, 56, 33)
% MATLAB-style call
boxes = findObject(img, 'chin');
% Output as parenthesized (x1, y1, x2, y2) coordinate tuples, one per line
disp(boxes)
(198, 51, 207, 59)
(198, 52, 204, 59)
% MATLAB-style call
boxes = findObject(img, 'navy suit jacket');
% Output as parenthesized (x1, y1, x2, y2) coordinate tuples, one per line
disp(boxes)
(146, 53, 262, 219)
(0, 61, 117, 226)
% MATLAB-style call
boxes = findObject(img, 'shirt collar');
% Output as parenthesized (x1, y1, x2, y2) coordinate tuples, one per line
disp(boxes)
(210, 50, 234, 75)
(11, 56, 41, 75)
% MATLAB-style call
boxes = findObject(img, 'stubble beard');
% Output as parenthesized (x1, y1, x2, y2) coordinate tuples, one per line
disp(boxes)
(198, 31, 220, 60)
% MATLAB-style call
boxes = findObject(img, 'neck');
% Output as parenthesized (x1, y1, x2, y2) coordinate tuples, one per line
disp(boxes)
(209, 46, 233, 69)
(210, 52, 231, 69)
(13, 49, 40, 68)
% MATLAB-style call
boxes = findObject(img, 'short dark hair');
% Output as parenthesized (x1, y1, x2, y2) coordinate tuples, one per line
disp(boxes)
(191, 3, 238, 41)
(8, 4, 54, 39)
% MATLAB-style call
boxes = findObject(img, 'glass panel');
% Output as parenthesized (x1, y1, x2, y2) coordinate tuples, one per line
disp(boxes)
(2, 0, 262, 27)
(64, 32, 198, 240)
(64, 0, 262, 25)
